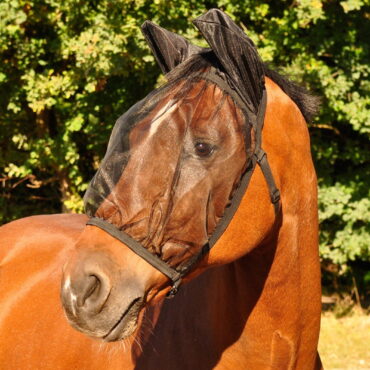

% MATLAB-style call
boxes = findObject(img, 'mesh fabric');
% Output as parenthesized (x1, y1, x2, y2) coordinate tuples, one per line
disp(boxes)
(84, 60, 253, 268)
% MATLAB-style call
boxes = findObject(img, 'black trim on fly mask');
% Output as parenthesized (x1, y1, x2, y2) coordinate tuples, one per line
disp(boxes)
(86, 10, 281, 298)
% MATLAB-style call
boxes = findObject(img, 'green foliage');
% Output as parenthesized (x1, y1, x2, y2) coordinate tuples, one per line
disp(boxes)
(319, 185, 370, 264)
(0, 1, 369, 270)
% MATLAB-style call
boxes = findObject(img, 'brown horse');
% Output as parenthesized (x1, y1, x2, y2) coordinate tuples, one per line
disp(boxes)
(0, 10, 322, 370)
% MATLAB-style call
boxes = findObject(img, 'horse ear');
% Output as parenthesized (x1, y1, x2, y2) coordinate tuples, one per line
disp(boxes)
(193, 9, 265, 114)
(141, 21, 203, 74)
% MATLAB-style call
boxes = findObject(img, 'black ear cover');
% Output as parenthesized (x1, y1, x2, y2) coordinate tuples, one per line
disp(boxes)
(193, 9, 265, 114)
(141, 21, 204, 74)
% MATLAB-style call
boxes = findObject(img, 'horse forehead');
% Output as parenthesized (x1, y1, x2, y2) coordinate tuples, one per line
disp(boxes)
(188, 87, 242, 137)
(187, 81, 225, 118)
(133, 81, 229, 139)
(148, 100, 180, 137)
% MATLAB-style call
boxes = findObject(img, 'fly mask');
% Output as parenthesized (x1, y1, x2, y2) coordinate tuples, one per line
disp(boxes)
(83, 9, 281, 297)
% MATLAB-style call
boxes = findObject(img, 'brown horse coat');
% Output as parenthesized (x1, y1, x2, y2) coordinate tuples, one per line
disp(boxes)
(0, 77, 322, 369)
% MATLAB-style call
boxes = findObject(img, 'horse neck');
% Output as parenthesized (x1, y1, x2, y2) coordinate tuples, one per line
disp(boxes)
(231, 77, 322, 366)
(194, 77, 321, 364)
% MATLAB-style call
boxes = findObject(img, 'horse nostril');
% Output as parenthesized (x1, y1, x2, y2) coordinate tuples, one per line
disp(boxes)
(61, 270, 112, 316)
(77, 271, 111, 313)
(79, 275, 100, 307)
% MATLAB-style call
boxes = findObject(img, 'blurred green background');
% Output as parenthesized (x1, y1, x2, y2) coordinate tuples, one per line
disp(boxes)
(0, 1, 369, 365)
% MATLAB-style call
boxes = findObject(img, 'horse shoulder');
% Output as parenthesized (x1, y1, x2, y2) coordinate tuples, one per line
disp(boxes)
(0, 214, 134, 369)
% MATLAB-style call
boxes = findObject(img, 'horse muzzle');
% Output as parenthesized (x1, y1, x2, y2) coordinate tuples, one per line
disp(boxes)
(60, 249, 145, 341)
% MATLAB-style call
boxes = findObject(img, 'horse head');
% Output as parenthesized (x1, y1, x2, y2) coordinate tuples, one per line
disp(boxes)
(61, 9, 282, 342)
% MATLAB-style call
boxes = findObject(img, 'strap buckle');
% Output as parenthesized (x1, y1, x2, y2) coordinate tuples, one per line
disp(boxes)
(254, 148, 266, 164)
(166, 278, 182, 299)
(271, 189, 281, 204)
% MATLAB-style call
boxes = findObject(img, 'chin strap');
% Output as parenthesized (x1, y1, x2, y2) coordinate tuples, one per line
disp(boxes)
(86, 82, 280, 299)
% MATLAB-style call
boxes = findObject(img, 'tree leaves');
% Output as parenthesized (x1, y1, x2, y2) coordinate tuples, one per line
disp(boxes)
(0, 0, 369, 267)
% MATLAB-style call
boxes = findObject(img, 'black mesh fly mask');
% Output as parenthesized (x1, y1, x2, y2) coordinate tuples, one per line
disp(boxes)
(83, 10, 281, 297)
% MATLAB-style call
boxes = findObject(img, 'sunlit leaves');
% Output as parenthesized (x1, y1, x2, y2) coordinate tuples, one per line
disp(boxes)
(340, 0, 364, 13)
(295, 0, 325, 28)
(0, 0, 369, 268)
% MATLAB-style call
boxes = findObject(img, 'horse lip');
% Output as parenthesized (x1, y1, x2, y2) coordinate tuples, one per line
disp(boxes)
(103, 297, 143, 342)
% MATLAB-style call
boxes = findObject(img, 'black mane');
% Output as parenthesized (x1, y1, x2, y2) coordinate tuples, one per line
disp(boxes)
(166, 51, 320, 123)
(263, 65, 320, 123)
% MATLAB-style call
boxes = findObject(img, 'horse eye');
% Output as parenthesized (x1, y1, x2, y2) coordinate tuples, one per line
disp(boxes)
(194, 142, 214, 157)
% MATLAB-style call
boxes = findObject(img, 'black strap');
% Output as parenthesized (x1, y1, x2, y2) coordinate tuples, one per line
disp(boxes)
(86, 217, 182, 297)
(255, 148, 281, 214)
(253, 90, 281, 214)
(86, 77, 281, 298)
(208, 160, 256, 249)
(201, 68, 251, 120)
(177, 90, 280, 275)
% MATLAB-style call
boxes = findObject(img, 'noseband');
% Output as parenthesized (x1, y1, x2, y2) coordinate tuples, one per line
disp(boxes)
(87, 70, 280, 298)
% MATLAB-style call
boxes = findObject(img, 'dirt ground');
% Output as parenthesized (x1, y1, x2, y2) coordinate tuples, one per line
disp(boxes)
(319, 311, 370, 369)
